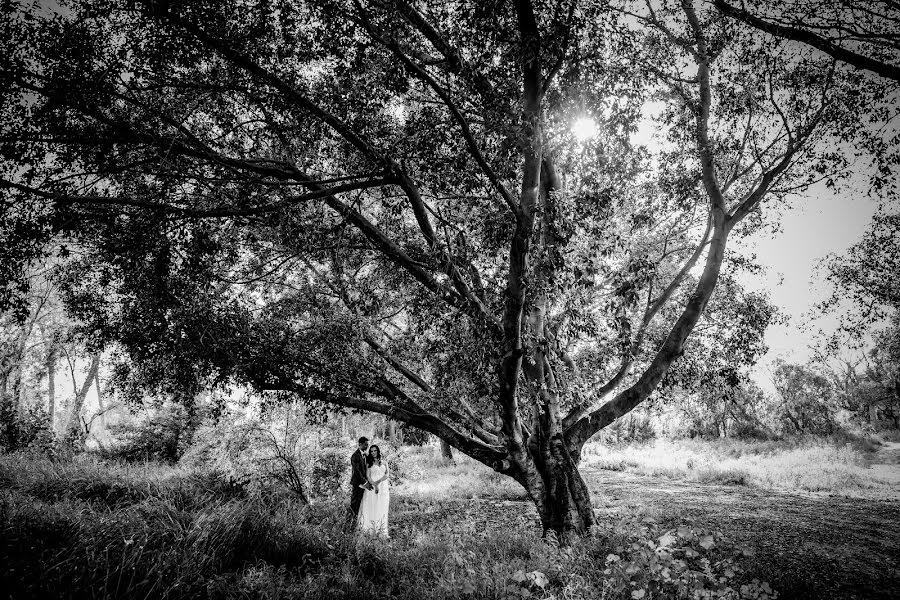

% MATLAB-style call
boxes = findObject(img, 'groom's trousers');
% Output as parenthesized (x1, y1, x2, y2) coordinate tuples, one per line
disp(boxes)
(348, 485, 364, 528)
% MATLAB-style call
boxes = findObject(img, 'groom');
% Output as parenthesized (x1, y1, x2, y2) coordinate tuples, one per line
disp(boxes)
(348, 436, 373, 528)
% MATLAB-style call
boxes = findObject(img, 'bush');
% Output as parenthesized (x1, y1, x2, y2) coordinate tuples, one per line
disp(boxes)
(102, 403, 194, 463)
(0, 395, 56, 455)
(309, 448, 347, 498)
(399, 425, 431, 446)
(601, 415, 656, 444)
(878, 429, 900, 443)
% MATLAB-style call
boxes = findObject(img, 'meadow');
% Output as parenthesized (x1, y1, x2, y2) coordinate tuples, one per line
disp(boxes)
(579, 434, 900, 497)
(1, 435, 898, 600)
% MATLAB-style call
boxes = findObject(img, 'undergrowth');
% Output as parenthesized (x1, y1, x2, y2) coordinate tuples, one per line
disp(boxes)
(0, 452, 774, 599)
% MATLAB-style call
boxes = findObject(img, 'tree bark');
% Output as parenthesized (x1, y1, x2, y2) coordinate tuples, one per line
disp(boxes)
(439, 437, 454, 463)
(524, 430, 595, 543)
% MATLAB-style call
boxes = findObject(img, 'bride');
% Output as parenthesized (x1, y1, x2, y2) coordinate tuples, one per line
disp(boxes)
(357, 444, 390, 537)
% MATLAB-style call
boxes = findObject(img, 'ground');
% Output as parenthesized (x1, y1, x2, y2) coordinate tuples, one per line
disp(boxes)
(2, 437, 898, 599)
(586, 469, 900, 600)
(392, 440, 900, 600)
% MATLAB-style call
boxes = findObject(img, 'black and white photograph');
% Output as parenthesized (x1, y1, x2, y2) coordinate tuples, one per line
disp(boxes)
(1, 0, 898, 598)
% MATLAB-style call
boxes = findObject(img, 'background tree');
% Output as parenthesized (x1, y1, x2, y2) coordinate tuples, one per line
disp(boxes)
(818, 211, 899, 349)
(772, 360, 837, 435)
(657, 273, 779, 438)
(0, 0, 894, 540)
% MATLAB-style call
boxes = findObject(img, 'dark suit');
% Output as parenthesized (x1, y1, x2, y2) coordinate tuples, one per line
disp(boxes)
(348, 449, 369, 527)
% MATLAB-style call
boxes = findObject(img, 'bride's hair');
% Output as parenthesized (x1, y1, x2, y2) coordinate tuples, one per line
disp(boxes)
(366, 444, 382, 466)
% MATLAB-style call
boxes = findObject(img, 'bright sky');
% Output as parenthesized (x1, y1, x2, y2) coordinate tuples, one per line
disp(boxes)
(732, 184, 879, 387)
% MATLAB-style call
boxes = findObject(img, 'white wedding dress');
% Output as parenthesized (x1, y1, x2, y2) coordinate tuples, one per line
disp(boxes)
(357, 462, 390, 537)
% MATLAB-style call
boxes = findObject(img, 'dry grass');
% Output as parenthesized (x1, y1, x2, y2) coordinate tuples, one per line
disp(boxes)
(392, 448, 527, 501)
(580, 436, 900, 495)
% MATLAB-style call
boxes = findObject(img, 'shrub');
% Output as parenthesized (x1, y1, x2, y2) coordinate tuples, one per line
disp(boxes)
(399, 425, 431, 446)
(878, 429, 900, 443)
(0, 396, 56, 455)
(309, 448, 347, 498)
(101, 403, 193, 463)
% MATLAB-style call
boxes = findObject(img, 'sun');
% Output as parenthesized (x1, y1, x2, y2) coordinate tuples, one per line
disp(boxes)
(572, 116, 599, 141)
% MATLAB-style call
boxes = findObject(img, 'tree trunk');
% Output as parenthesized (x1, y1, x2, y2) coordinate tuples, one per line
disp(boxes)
(387, 419, 398, 443)
(523, 433, 595, 544)
(439, 437, 454, 463)
(64, 353, 101, 438)
(46, 346, 56, 426)
(94, 368, 107, 427)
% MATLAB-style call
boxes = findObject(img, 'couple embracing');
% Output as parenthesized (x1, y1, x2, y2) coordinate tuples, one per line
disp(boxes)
(348, 436, 391, 537)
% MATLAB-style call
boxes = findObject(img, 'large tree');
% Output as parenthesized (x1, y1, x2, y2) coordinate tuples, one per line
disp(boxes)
(0, 0, 893, 539)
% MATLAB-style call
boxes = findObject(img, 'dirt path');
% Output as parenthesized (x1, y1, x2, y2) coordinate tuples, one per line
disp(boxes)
(582, 468, 900, 600)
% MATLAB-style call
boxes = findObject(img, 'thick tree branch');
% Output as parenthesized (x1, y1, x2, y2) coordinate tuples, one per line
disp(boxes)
(278, 382, 507, 468)
(683, 0, 727, 213)
(714, 0, 900, 82)
(564, 1, 732, 454)
(561, 213, 712, 430)
(2, 177, 394, 218)
(498, 0, 544, 458)
(564, 209, 728, 453)
(362, 339, 501, 445)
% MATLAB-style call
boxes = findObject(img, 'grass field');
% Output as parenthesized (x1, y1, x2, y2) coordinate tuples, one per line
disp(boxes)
(1, 436, 898, 599)
(579, 435, 900, 496)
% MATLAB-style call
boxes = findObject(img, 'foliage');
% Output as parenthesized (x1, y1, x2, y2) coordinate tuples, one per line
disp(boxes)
(0, 395, 56, 455)
(308, 448, 348, 498)
(101, 402, 196, 463)
(813, 206, 899, 431)
(595, 519, 774, 600)
(600, 413, 657, 444)
(771, 361, 838, 435)
(399, 425, 431, 447)
(818, 211, 900, 351)
(824, 315, 900, 431)
(178, 405, 413, 501)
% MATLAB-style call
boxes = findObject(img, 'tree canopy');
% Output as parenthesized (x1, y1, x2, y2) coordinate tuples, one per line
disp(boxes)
(1, 0, 896, 538)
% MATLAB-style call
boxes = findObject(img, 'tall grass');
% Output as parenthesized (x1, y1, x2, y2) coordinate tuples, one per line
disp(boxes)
(581, 435, 900, 494)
